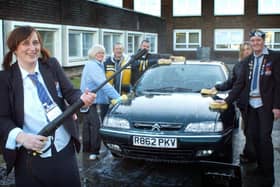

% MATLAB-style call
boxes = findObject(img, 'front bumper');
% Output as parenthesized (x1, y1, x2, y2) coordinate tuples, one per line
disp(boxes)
(100, 128, 232, 162)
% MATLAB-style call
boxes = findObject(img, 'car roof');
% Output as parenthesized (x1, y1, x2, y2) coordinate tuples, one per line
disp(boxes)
(155, 59, 229, 79)
(171, 60, 226, 66)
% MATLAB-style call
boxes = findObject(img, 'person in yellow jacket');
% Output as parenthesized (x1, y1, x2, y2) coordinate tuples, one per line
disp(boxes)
(104, 43, 131, 94)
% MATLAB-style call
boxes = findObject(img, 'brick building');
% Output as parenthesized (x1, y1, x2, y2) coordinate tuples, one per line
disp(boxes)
(0, 0, 279, 68)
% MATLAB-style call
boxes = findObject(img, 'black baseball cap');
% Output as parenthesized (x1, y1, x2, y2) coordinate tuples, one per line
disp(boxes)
(249, 30, 265, 39)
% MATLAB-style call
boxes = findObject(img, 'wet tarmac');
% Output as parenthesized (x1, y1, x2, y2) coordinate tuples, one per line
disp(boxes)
(1, 120, 280, 187)
(78, 119, 280, 187)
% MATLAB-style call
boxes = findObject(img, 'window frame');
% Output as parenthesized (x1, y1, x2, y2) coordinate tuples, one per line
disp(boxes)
(259, 28, 280, 50)
(3, 20, 62, 64)
(144, 32, 158, 53)
(173, 29, 202, 51)
(214, 0, 244, 16)
(173, 0, 202, 17)
(258, 0, 280, 15)
(87, 0, 123, 8)
(127, 31, 144, 55)
(214, 29, 244, 51)
(63, 25, 99, 67)
(133, 0, 161, 17)
(101, 29, 125, 56)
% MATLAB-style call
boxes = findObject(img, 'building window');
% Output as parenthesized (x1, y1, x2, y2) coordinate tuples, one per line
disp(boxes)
(127, 32, 143, 55)
(214, 0, 244, 15)
(214, 29, 244, 51)
(35, 29, 60, 59)
(134, 0, 161, 17)
(173, 0, 201, 16)
(39, 30, 56, 56)
(88, 0, 123, 8)
(173, 30, 201, 51)
(144, 33, 158, 53)
(68, 31, 94, 58)
(261, 29, 280, 50)
(258, 0, 280, 15)
(102, 30, 124, 55)
(65, 26, 98, 66)
(0, 20, 3, 70)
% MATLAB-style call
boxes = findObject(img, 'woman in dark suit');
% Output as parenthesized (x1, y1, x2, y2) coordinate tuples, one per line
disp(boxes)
(0, 26, 95, 187)
(213, 42, 254, 163)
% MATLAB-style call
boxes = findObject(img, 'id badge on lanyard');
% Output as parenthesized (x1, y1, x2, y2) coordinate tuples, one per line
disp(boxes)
(44, 103, 63, 122)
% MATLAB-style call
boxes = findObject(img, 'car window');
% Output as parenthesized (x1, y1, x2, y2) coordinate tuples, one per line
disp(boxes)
(136, 64, 226, 94)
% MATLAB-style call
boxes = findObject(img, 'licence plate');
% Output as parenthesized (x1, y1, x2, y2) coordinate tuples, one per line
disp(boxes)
(132, 136, 177, 148)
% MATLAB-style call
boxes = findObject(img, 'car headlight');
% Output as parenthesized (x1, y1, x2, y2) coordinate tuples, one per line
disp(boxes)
(103, 117, 130, 129)
(184, 121, 223, 132)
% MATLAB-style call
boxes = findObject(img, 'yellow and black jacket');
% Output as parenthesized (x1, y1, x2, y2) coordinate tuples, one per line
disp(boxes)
(104, 55, 131, 94)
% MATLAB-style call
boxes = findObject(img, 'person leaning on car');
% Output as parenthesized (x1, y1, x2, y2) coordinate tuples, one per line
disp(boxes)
(213, 42, 254, 164)
(80, 44, 123, 160)
(219, 29, 280, 187)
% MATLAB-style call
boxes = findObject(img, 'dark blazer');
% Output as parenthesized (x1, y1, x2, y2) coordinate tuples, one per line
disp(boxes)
(0, 57, 82, 174)
(225, 49, 280, 112)
(131, 52, 158, 85)
(215, 61, 246, 110)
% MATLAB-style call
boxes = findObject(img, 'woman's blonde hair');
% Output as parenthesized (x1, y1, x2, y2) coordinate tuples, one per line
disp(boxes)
(239, 41, 252, 61)
(88, 44, 106, 60)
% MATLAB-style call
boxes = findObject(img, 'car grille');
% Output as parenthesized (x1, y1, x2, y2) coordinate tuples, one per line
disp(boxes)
(121, 145, 193, 161)
(133, 122, 183, 131)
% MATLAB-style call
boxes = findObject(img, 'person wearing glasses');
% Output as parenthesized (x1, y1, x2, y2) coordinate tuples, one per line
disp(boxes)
(80, 44, 121, 160)
(218, 29, 280, 186)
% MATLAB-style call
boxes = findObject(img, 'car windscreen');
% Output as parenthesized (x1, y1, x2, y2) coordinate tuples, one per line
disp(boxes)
(136, 64, 226, 94)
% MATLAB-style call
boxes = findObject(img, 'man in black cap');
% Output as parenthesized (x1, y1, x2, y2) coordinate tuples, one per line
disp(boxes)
(220, 29, 280, 186)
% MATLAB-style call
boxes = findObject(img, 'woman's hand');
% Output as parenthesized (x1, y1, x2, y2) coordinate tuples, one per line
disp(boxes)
(16, 132, 48, 151)
(272, 109, 280, 120)
(80, 88, 96, 107)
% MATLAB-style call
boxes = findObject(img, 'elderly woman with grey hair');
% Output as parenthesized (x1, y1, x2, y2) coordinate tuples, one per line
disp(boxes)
(80, 44, 120, 160)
